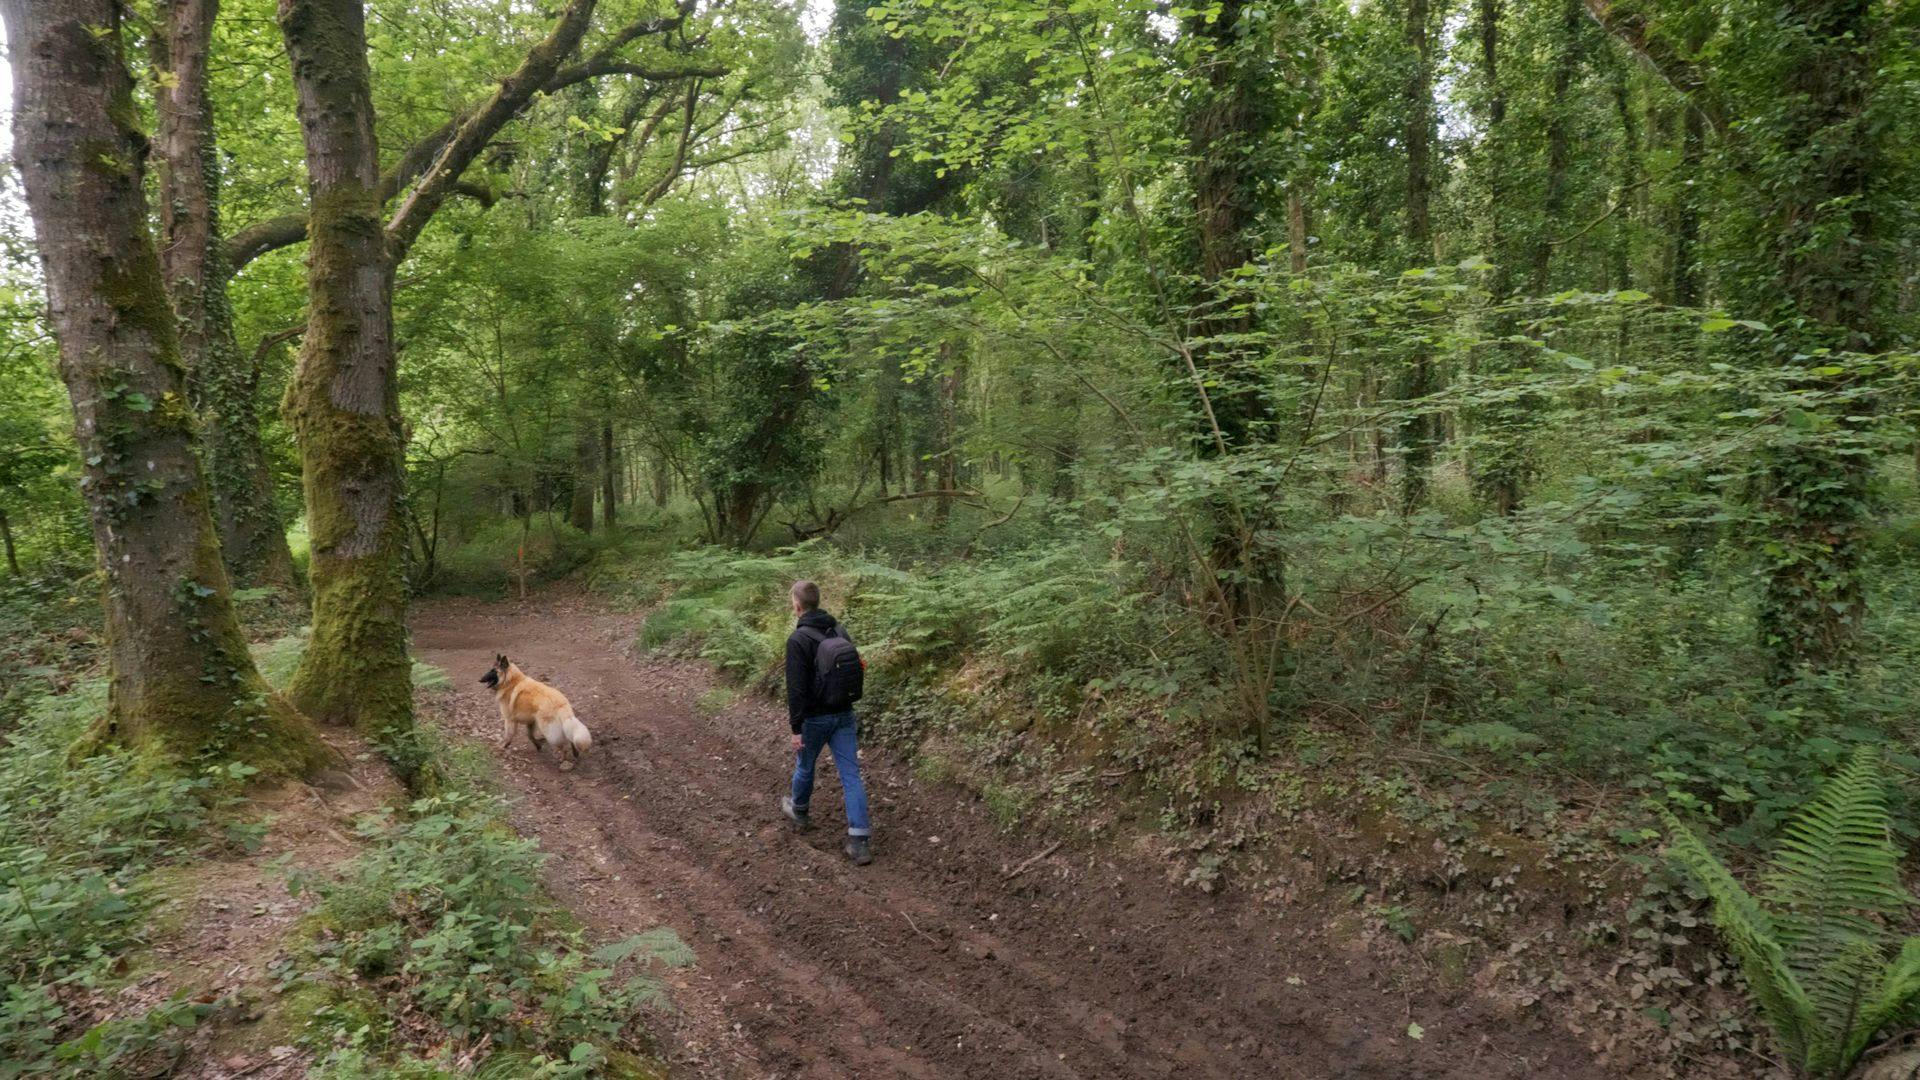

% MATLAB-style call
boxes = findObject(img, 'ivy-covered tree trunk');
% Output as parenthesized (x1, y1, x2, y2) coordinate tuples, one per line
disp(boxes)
(1396, 0, 1438, 513)
(1183, 0, 1273, 449)
(1468, 0, 1529, 515)
(1528, 0, 1584, 297)
(1671, 104, 1704, 307)
(3, 0, 324, 771)
(1748, 0, 1881, 679)
(278, 0, 414, 734)
(155, 0, 302, 591)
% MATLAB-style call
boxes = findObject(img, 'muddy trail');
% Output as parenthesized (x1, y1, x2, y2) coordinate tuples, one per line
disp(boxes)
(411, 595, 1610, 1080)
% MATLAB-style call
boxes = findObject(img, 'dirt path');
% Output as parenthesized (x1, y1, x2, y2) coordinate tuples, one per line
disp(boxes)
(411, 595, 1611, 1080)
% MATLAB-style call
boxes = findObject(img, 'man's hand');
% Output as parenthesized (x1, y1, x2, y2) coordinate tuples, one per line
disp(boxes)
(790, 732, 803, 753)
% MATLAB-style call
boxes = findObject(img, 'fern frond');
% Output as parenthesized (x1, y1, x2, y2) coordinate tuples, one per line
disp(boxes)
(1800, 935, 1885, 1076)
(1764, 748, 1910, 983)
(1664, 812, 1818, 1065)
(1844, 938, 1920, 1069)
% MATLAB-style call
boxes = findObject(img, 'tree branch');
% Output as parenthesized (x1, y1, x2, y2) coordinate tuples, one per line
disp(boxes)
(641, 79, 700, 207)
(1581, 0, 1726, 134)
(224, 0, 724, 270)
(384, 0, 603, 261)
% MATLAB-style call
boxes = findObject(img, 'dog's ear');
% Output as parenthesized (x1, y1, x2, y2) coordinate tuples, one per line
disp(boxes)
(496, 653, 509, 668)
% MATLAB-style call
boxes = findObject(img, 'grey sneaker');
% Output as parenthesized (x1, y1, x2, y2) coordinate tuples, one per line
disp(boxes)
(781, 795, 810, 829)
(845, 835, 873, 865)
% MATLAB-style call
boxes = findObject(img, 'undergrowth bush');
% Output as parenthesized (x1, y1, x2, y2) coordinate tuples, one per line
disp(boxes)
(0, 684, 247, 1076)
(623, 522, 1920, 853)
(630, 540, 1227, 807)
(0, 562, 100, 719)
(428, 518, 603, 597)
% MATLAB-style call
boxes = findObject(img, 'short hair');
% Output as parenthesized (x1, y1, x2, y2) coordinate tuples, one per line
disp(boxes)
(791, 580, 821, 610)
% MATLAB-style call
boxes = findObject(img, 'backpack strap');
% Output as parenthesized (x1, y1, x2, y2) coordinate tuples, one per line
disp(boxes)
(795, 624, 847, 645)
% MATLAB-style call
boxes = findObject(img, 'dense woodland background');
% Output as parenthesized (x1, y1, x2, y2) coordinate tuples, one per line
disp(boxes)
(2, 0, 1919, 1074)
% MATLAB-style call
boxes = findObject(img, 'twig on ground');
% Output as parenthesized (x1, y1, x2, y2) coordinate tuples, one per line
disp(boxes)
(900, 910, 939, 944)
(1003, 840, 1063, 880)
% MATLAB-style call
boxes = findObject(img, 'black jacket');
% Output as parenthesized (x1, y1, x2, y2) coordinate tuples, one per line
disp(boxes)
(785, 609, 849, 732)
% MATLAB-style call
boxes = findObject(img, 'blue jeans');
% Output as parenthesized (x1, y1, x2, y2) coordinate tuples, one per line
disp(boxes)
(790, 711, 871, 836)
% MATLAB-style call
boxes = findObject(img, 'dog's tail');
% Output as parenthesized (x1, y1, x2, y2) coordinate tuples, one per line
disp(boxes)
(561, 711, 592, 754)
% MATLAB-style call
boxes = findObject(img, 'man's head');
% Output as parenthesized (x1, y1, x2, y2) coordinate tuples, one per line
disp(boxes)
(791, 580, 821, 616)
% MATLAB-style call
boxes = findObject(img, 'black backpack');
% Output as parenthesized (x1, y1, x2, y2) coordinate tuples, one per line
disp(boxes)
(800, 626, 864, 709)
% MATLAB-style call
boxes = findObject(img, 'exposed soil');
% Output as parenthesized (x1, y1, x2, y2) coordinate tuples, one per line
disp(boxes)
(411, 593, 1616, 1080)
(129, 730, 403, 1079)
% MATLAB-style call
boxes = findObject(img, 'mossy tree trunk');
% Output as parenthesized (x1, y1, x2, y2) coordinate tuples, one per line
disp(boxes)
(278, 0, 414, 733)
(278, 0, 605, 732)
(2, 0, 325, 773)
(155, 0, 302, 592)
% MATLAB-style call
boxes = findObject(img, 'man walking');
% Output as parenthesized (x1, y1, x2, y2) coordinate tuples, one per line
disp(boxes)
(780, 580, 873, 864)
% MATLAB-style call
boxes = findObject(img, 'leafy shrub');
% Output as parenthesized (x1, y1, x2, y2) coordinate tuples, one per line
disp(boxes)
(638, 599, 773, 682)
(291, 789, 686, 1069)
(429, 519, 603, 597)
(1663, 748, 1920, 1078)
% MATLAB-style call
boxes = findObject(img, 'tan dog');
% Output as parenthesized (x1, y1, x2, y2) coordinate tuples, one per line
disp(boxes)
(480, 654, 592, 768)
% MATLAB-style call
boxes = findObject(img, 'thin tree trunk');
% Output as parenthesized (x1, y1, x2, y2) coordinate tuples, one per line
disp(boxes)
(1287, 190, 1308, 274)
(569, 417, 597, 533)
(278, 0, 414, 735)
(155, 0, 301, 590)
(935, 341, 960, 524)
(0, 509, 18, 576)
(1610, 60, 1639, 363)
(601, 416, 617, 526)
(1398, 0, 1438, 513)
(4, 0, 323, 770)
(650, 453, 672, 507)
(1530, 0, 1583, 296)
(1671, 104, 1704, 307)
(1468, 0, 1532, 515)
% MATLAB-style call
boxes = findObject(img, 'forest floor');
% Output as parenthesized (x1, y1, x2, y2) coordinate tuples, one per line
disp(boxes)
(410, 592, 1616, 1080)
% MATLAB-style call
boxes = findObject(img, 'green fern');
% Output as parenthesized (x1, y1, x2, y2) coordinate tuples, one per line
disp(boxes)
(1663, 747, 1919, 1078)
